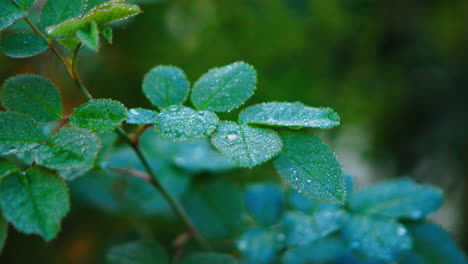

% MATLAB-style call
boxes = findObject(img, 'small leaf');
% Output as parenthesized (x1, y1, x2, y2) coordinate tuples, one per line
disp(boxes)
(0, 158, 20, 180)
(46, 18, 86, 36)
(39, 0, 85, 30)
(341, 215, 412, 263)
(1, 74, 63, 122)
(273, 133, 345, 202)
(101, 25, 113, 43)
(282, 238, 347, 264)
(239, 102, 340, 129)
(76, 21, 100, 51)
(0, 167, 70, 241)
(237, 227, 285, 263)
(32, 127, 101, 170)
(191, 61, 257, 112)
(0, 32, 48, 58)
(155, 105, 219, 142)
(181, 253, 238, 264)
(142, 65, 190, 108)
(107, 240, 168, 264)
(349, 178, 443, 220)
(57, 37, 80, 51)
(0, 111, 42, 155)
(400, 221, 468, 264)
(245, 183, 284, 226)
(84, 0, 142, 25)
(126, 108, 157, 124)
(211, 121, 282, 167)
(70, 99, 127, 133)
(0, 10, 28, 32)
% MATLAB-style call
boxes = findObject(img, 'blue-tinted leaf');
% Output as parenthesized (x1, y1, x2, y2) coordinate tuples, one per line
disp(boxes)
(0, 158, 20, 180)
(245, 183, 284, 226)
(181, 253, 238, 264)
(142, 65, 190, 108)
(341, 215, 412, 263)
(400, 221, 467, 264)
(0, 167, 70, 241)
(349, 178, 443, 220)
(76, 21, 100, 51)
(273, 133, 346, 202)
(1, 74, 63, 122)
(0, 32, 48, 58)
(211, 121, 282, 167)
(283, 238, 347, 264)
(191, 61, 257, 112)
(0, 10, 28, 32)
(0, 214, 7, 253)
(126, 108, 157, 124)
(239, 102, 340, 129)
(155, 105, 219, 142)
(107, 240, 168, 264)
(182, 180, 243, 239)
(237, 227, 285, 264)
(0, 111, 42, 155)
(70, 99, 128, 133)
(39, 0, 84, 29)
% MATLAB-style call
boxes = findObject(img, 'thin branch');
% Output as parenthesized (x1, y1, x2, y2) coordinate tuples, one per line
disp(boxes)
(71, 44, 93, 101)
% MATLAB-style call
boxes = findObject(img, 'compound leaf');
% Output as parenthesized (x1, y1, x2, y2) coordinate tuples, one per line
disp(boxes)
(107, 240, 168, 264)
(349, 178, 443, 220)
(191, 61, 256, 112)
(32, 127, 101, 170)
(0, 32, 48, 58)
(245, 183, 284, 226)
(0, 158, 20, 180)
(142, 65, 190, 108)
(76, 21, 100, 51)
(155, 105, 219, 142)
(239, 102, 340, 129)
(1, 74, 63, 122)
(0, 167, 70, 241)
(70, 99, 127, 133)
(237, 227, 285, 263)
(0, 111, 42, 155)
(341, 215, 412, 263)
(211, 121, 282, 167)
(181, 253, 238, 264)
(273, 133, 345, 202)
(126, 108, 157, 124)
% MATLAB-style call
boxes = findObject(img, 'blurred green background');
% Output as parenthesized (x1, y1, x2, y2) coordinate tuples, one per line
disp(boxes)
(1, 0, 467, 263)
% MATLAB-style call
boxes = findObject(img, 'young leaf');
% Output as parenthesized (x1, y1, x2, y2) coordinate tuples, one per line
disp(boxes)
(142, 65, 190, 108)
(348, 178, 443, 220)
(1, 74, 63, 122)
(237, 227, 285, 263)
(400, 221, 468, 264)
(0, 111, 42, 155)
(273, 133, 345, 202)
(155, 105, 219, 142)
(32, 127, 101, 170)
(0, 32, 48, 58)
(39, 0, 85, 30)
(341, 215, 412, 263)
(76, 21, 100, 51)
(0, 167, 70, 241)
(181, 253, 238, 264)
(282, 238, 347, 264)
(239, 102, 340, 129)
(191, 61, 257, 112)
(46, 18, 86, 36)
(211, 121, 282, 167)
(0, 158, 20, 180)
(0, 10, 28, 32)
(126, 108, 157, 124)
(101, 25, 113, 43)
(245, 183, 284, 226)
(70, 99, 127, 133)
(107, 240, 168, 264)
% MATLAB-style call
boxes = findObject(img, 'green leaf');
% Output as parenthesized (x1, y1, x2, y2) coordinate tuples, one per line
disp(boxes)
(273, 133, 345, 202)
(0, 10, 28, 32)
(0, 167, 70, 241)
(101, 25, 113, 43)
(239, 102, 340, 129)
(155, 105, 219, 142)
(70, 99, 127, 133)
(76, 21, 100, 51)
(32, 127, 101, 170)
(46, 18, 86, 36)
(107, 240, 168, 264)
(1, 74, 63, 122)
(282, 238, 347, 264)
(191, 61, 257, 112)
(182, 180, 243, 239)
(341, 215, 412, 263)
(245, 183, 284, 226)
(39, 0, 85, 30)
(0, 158, 20, 180)
(0, 111, 42, 155)
(142, 65, 190, 108)
(211, 121, 282, 167)
(400, 221, 468, 264)
(0, 215, 7, 253)
(126, 108, 157, 124)
(237, 227, 285, 263)
(349, 178, 443, 220)
(0, 32, 48, 58)
(57, 37, 80, 51)
(181, 253, 238, 264)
